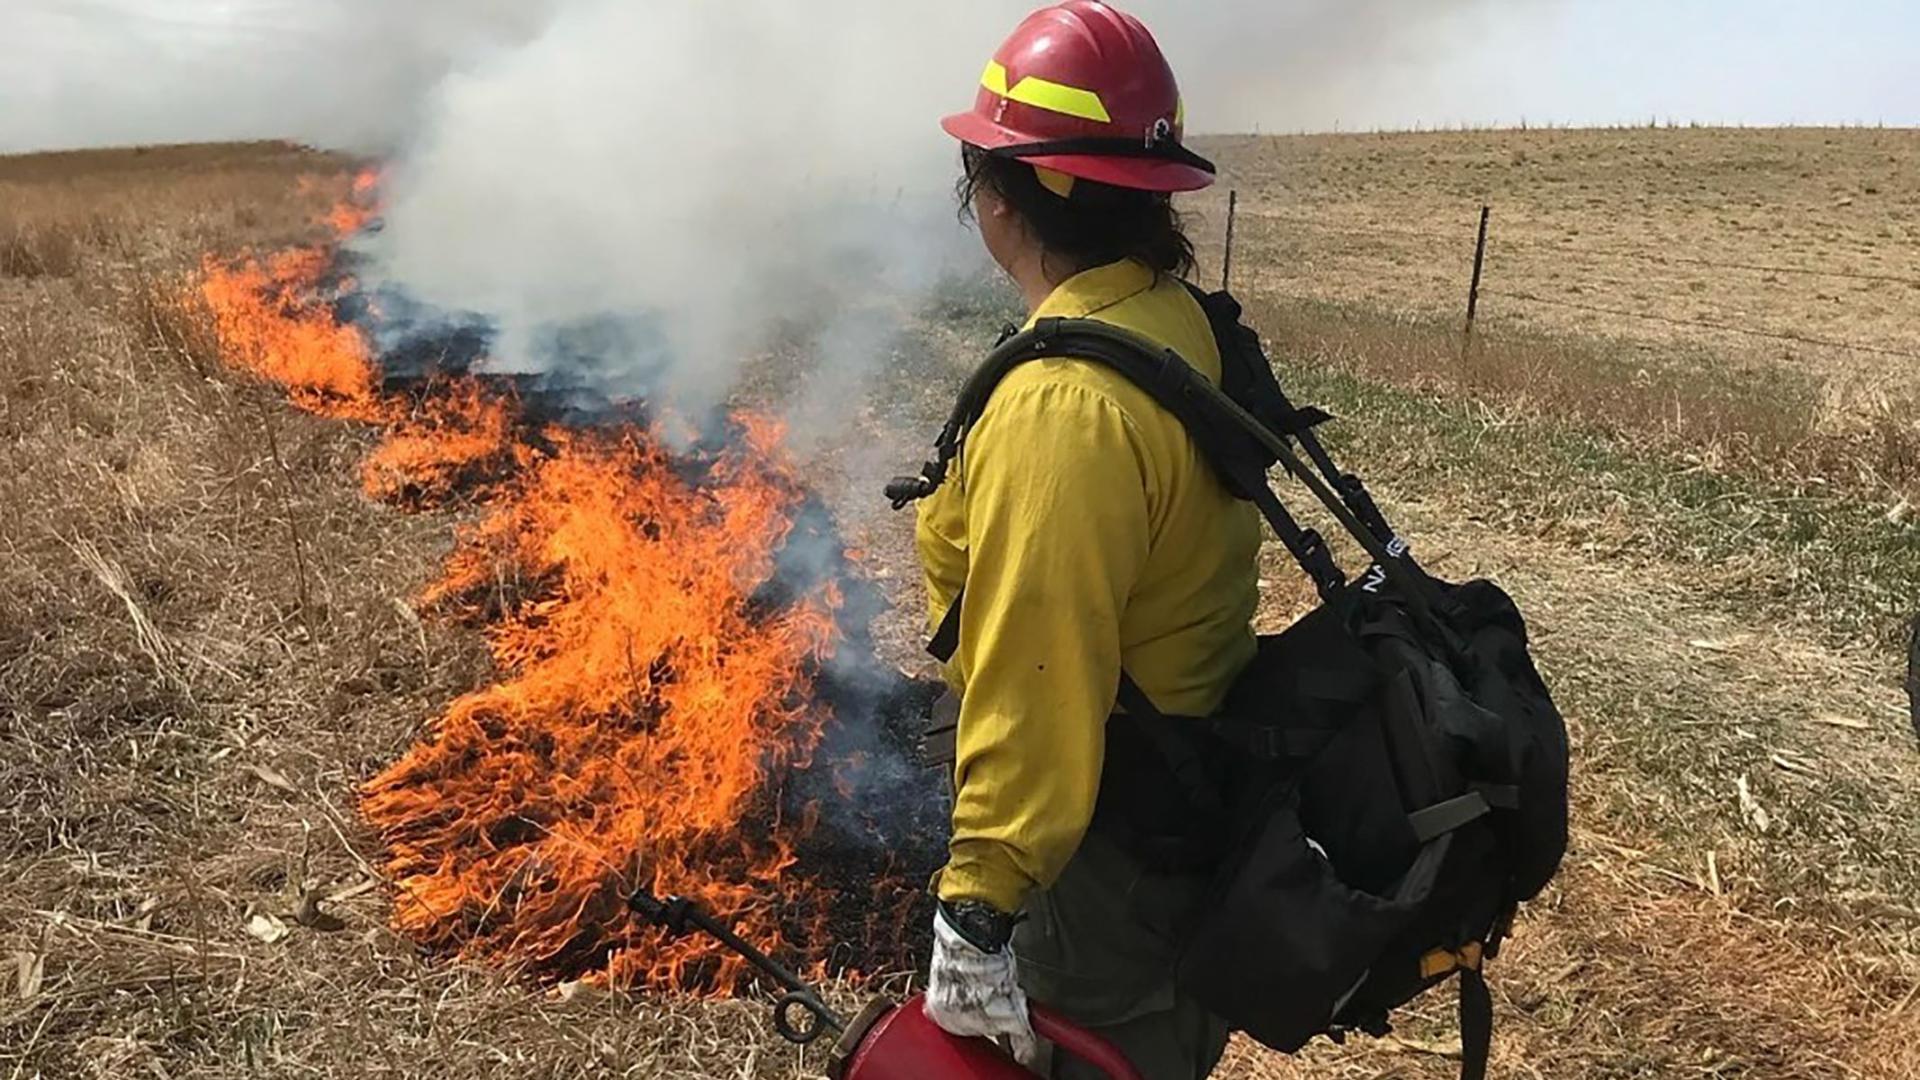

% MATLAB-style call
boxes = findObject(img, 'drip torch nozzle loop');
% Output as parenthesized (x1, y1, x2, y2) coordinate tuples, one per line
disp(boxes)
(627, 888, 847, 1045)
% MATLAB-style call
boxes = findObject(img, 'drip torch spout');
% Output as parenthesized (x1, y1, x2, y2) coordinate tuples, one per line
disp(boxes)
(628, 888, 848, 1045)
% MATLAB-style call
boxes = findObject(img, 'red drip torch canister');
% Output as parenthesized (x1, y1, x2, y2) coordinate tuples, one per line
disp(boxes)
(828, 994, 1143, 1080)
(628, 889, 1141, 1080)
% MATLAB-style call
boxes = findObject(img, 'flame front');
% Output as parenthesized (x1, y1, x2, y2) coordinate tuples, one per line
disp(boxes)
(368, 421, 840, 988)
(200, 172, 922, 990)
(199, 247, 383, 419)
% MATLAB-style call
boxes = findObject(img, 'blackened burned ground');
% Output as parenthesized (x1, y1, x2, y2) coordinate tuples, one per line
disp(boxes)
(779, 668, 947, 977)
(773, 496, 948, 979)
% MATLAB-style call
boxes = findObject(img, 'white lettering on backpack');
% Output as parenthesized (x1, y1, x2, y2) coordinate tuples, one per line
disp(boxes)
(1362, 538, 1411, 594)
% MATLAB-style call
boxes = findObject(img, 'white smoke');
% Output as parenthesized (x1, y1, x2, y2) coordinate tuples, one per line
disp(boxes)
(362, 0, 1015, 432)
(1, 0, 562, 153)
(1134, 0, 1534, 134)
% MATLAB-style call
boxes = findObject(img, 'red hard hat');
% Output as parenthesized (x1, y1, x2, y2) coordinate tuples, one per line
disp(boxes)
(942, 1, 1215, 194)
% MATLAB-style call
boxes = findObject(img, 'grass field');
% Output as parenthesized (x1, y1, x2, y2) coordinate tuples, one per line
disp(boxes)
(1202, 128, 1920, 384)
(3, 132, 1917, 1078)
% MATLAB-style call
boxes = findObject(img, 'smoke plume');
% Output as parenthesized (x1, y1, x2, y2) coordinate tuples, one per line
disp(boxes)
(3, 1, 563, 153)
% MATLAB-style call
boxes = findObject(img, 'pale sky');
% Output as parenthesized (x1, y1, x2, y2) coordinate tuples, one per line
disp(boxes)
(2, 0, 1916, 153)
(1252, 0, 1920, 133)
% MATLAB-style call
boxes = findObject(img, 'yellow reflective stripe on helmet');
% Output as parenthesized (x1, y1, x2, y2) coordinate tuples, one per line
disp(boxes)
(981, 60, 1112, 124)
(1175, 97, 1185, 127)
(981, 60, 1009, 96)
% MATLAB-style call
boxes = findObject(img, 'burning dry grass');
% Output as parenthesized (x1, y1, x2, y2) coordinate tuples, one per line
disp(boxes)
(0, 145, 485, 1075)
(0, 142, 932, 1079)
(189, 206, 928, 992)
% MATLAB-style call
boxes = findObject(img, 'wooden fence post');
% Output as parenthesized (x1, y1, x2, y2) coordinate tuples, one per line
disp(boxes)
(1221, 189, 1239, 291)
(1464, 204, 1490, 343)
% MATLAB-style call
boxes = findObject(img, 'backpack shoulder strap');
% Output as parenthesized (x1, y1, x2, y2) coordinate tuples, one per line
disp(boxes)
(888, 314, 1350, 598)
(1185, 285, 1405, 552)
(890, 310, 1445, 616)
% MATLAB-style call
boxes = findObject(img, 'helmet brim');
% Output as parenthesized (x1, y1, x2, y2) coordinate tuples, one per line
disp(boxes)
(942, 111, 1216, 194)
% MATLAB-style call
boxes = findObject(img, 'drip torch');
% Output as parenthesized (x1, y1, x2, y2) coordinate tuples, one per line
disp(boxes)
(628, 889, 1143, 1080)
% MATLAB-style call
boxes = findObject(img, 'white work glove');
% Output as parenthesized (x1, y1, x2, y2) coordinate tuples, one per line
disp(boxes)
(924, 904, 1041, 1067)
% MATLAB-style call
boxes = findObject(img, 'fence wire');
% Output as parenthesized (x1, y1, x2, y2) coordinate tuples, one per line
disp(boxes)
(1232, 198, 1920, 359)
(1480, 288, 1920, 361)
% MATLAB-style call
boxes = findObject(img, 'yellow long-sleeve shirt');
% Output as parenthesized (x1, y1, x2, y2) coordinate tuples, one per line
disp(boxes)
(918, 259, 1262, 913)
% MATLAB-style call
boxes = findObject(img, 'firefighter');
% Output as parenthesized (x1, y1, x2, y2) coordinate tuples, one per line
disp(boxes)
(918, 4, 1259, 1078)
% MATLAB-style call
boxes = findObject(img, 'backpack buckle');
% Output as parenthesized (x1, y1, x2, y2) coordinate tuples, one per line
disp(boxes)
(1419, 941, 1486, 980)
(1293, 528, 1345, 595)
(1253, 727, 1289, 758)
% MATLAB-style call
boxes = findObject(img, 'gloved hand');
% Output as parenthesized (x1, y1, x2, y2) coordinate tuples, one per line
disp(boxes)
(923, 902, 1040, 1066)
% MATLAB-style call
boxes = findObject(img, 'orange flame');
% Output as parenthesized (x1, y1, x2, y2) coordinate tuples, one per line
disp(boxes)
(371, 420, 839, 986)
(326, 167, 383, 236)
(199, 248, 385, 420)
(362, 380, 520, 504)
(199, 176, 921, 991)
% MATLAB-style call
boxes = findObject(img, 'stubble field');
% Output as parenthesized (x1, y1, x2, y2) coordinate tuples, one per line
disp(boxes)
(3, 130, 1917, 1078)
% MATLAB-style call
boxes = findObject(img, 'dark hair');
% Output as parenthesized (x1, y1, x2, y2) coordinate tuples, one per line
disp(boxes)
(957, 144, 1196, 282)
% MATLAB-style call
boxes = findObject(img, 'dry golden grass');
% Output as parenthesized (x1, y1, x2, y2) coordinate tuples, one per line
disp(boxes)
(2, 135, 1917, 1079)
(1197, 128, 1920, 379)
(1189, 128, 1920, 503)
(1238, 295, 1920, 505)
(0, 141, 867, 1079)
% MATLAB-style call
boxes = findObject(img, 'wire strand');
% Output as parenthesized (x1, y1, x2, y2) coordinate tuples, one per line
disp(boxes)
(1480, 288, 1920, 360)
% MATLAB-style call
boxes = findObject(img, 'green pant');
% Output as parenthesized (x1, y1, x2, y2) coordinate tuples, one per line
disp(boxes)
(1015, 831, 1231, 1080)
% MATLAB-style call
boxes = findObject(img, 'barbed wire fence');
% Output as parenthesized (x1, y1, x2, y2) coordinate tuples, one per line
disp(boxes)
(1218, 195, 1920, 364)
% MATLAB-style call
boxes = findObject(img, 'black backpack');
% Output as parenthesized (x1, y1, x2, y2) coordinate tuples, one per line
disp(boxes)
(890, 286, 1570, 1080)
